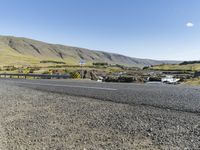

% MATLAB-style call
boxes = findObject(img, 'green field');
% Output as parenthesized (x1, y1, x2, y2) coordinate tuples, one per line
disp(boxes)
(149, 64, 200, 72)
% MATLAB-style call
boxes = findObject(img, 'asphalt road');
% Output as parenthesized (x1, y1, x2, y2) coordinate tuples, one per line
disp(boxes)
(2, 78, 200, 114)
(1, 78, 200, 149)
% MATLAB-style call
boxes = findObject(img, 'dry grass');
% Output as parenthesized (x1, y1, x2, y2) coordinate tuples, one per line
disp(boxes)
(0, 46, 84, 67)
(185, 78, 200, 85)
(150, 64, 200, 72)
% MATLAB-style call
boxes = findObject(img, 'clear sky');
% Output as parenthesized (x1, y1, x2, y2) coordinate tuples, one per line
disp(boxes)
(0, 0, 199, 60)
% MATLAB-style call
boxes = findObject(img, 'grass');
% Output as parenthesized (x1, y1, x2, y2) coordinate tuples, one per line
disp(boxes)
(185, 78, 200, 85)
(149, 64, 200, 86)
(149, 64, 200, 72)
(0, 61, 124, 75)
(0, 46, 40, 66)
(0, 45, 94, 67)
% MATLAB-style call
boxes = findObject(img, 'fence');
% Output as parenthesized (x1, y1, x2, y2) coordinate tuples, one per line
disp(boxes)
(0, 73, 71, 79)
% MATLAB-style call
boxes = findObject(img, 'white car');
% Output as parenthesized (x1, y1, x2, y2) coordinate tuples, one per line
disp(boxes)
(161, 75, 180, 84)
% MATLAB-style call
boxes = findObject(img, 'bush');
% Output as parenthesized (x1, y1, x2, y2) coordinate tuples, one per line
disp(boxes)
(93, 62, 108, 66)
(180, 61, 200, 65)
(104, 76, 134, 83)
(70, 72, 81, 79)
(104, 76, 118, 82)
(42, 71, 51, 75)
(143, 66, 149, 70)
(40, 60, 66, 64)
(3, 66, 17, 71)
(115, 64, 124, 68)
(148, 77, 161, 82)
(118, 76, 134, 82)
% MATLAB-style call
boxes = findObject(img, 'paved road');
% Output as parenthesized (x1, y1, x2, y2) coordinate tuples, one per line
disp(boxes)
(2, 78, 200, 113)
(0, 78, 200, 149)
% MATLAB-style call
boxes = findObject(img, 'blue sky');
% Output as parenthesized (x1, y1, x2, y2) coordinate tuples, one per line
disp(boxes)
(0, 0, 199, 60)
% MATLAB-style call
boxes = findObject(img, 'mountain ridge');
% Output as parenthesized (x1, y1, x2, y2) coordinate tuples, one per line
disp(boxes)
(0, 35, 180, 67)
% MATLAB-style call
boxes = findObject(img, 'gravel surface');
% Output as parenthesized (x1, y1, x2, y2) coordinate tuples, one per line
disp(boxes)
(0, 80, 200, 149)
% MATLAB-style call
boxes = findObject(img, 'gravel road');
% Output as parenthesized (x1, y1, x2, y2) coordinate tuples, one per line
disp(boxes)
(0, 80, 200, 149)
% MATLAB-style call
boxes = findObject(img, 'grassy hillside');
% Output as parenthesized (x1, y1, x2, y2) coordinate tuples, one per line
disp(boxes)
(0, 36, 179, 68)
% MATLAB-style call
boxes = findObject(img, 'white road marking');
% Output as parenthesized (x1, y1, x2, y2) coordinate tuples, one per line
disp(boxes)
(15, 81, 118, 91)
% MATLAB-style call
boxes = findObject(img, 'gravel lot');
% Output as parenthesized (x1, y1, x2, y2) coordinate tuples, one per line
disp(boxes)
(0, 81, 200, 149)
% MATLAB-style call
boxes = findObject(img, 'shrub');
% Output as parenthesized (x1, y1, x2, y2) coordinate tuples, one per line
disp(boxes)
(104, 76, 134, 83)
(93, 62, 108, 66)
(118, 76, 134, 83)
(42, 71, 51, 74)
(148, 77, 161, 82)
(143, 66, 149, 70)
(40, 60, 66, 64)
(180, 61, 200, 65)
(70, 72, 81, 79)
(3, 66, 17, 71)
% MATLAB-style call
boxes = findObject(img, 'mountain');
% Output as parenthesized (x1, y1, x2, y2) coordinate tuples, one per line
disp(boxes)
(0, 36, 179, 67)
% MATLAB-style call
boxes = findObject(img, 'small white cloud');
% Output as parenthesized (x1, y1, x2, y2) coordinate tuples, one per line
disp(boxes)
(186, 22, 194, 28)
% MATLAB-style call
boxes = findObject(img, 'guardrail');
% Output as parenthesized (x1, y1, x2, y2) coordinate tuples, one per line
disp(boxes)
(0, 73, 71, 79)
